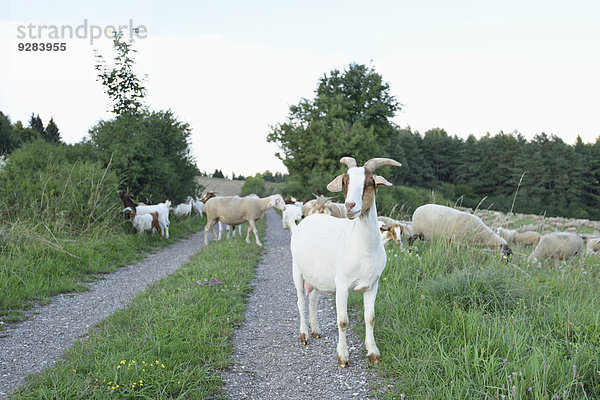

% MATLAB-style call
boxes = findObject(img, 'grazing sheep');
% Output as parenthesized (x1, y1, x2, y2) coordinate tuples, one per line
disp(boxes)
(411, 204, 512, 259)
(291, 156, 401, 367)
(586, 237, 600, 256)
(496, 227, 541, 247)
(528, 232, 584, 262)
(123, 207, 161, 237)
(204, 194, 286, 246)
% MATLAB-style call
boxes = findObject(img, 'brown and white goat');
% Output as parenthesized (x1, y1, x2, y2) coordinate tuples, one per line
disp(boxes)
(290, 157, 401, 367)
(124, 207, 162, 237)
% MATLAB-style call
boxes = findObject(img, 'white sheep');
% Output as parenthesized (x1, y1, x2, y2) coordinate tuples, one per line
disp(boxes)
(411, 204, 512, 258)
(123, 207, 161, 236)
(586, 237, 600, 256)
(291, 157, 401, 367)
(496, 227, 541, 246)
(204, 194, 286, 247)
(528, 232, 584, 262)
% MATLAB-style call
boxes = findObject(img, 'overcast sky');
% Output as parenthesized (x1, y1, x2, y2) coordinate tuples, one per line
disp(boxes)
(1, 0, 599, 176)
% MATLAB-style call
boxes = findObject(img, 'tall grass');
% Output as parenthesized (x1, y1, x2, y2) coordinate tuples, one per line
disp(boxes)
(350, 241, 600, 399)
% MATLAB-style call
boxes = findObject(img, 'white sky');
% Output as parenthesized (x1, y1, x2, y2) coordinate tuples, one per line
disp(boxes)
(1, 0, 599, 176)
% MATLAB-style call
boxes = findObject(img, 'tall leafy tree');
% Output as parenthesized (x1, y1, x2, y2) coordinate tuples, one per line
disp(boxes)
(94, 31, 146, 115)
(267, 63, 400, 197)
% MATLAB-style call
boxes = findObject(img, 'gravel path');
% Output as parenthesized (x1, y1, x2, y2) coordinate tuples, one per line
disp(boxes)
(222, 210, 382, 399)
(0, 230, 208, 399)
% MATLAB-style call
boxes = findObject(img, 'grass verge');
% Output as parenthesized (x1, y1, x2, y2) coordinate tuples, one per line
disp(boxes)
(9, 219, 264, 399)
(349, 240, 600, 399)
(0, 215, 206, 325)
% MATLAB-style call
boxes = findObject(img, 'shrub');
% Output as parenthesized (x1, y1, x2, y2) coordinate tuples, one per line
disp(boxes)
(0, 140, 120, 236)
(241, 175, 268, 197)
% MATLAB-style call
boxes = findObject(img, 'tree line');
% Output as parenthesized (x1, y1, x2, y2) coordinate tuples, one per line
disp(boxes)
(268, 63, 600, 220)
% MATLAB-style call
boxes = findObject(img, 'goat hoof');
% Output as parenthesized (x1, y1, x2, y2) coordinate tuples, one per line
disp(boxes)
(368, 353, 380, 363)
(311, 332, 321, 339)
(337, 356, 350, 368)
(300, 333, 308, 345)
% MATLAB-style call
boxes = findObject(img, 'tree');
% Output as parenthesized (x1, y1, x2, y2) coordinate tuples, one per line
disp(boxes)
(241, 174, 268, 197)
(44, 118, 61, 143)
(11, 121, 40, 146)
(212, 169, 224, 178)
(0, 112, 18, 154)
(267, 63, 400, 198)
(29, 113, 44, 137)
(94, 31, 146, 115)
(88, 110, 198, 203)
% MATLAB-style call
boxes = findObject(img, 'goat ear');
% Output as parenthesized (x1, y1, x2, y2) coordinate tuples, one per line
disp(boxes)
(374, 175, 392, 188)
(326, 174, 344, 192)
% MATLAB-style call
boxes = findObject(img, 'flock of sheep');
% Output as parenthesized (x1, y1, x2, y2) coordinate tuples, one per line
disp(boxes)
(117, 156, 600, 368)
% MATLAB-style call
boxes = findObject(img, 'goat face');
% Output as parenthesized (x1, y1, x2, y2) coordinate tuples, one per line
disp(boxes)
(327, 158, 399, 220)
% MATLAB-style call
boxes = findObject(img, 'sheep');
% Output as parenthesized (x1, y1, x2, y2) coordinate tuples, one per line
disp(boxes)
(528, 232, 584, 262)
(204, 194, 286, 246)
(123, 207, 161, 236)
(496, 227, 541, 247)
(586, 237, 600, 256)
(282, 204, 303, 231)
(411, 204, 512, 259)
(117, 191, 171, 239)
(291, 156, 401, 367)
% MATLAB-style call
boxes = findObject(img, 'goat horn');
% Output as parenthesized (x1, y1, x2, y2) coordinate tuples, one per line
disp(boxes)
(363, 158, 402, 171)
(340, 157, 357, 168)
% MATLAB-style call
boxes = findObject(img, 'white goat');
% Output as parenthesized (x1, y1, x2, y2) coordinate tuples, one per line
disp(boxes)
(204, 194, 286, 246)
(282, 204, 303, 231)
(123, 207, 162, 236)
(192, 196, 205, 217)
(117, 191, 170, 238)
(172, 199, 192, 217)
(291, 157, 401, 367)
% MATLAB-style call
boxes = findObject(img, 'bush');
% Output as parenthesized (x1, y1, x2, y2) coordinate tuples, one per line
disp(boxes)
(88, 110, 199, 203)
(0, 140, 120, 236)
(241, 175, 268, 197)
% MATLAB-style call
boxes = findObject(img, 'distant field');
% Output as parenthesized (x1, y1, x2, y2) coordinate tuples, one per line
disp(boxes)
(197, 177, 244, 196)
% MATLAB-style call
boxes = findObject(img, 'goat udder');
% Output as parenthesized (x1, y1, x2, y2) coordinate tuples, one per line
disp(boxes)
(303, 281, 314, 297)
